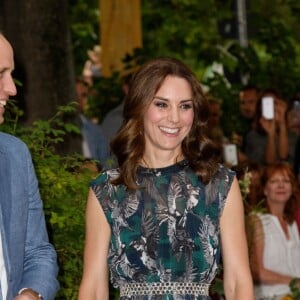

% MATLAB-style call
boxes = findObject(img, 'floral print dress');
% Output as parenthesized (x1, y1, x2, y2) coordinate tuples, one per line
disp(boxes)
(91, 160, 235, 300)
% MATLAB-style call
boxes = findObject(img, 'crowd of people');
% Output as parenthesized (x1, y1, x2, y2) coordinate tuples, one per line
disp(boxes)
(212, 86, 300, 299)
(1, 30, 300, 300)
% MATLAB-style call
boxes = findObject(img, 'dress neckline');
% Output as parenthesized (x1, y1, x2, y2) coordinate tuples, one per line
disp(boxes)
(137, 159, 189, 176)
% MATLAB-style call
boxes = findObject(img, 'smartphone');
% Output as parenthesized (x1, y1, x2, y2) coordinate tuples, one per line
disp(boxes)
(262, 96, 274, 120)
(223, 144, 238, 166)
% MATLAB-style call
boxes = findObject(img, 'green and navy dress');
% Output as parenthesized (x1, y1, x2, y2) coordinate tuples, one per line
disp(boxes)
(91, 160, 235, 300)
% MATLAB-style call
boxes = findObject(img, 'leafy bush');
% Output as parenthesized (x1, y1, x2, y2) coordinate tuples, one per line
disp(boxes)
(289, 278, 300, 299)
(2, 102, 96, 299)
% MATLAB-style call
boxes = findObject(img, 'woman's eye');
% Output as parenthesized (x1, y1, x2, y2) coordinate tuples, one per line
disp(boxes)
(269, 179, 291, 184)
(181, 103, 193, 110)
(154, 101, 167, 108)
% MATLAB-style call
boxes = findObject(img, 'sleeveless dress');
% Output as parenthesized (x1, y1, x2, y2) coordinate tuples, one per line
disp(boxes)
(91, 160, 235, 300)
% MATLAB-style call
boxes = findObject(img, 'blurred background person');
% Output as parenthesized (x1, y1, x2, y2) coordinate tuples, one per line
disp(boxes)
(287, 98, 300, 136)
(239, 85, 260, 121)
(76, 76, 109, 169)
(296, 187, 300, 233)
(244, 89, 294, 166)
(247, 162, 300, 300)
(287, 97, 300, 183)
(233, 85, 260, 164)
(294, 134, 300, 185)
(101, 72, 132, 147)
(205, 95, 225, 162)
(82, 45, 102, 86)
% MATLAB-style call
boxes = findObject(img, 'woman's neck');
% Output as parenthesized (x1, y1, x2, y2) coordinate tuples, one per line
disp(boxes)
(268, 203, 285, 220)
(141, 152, 184, 169)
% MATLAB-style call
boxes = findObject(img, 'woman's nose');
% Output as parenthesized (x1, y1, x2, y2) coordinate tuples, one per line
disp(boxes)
(168, 107, 179, 123)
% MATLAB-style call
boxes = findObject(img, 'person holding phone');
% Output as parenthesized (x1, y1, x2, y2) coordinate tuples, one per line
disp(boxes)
(245, 89, 291, 165)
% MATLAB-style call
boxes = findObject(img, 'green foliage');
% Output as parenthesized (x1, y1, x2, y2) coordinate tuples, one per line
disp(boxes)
(70, 0, 300, 135)
(2, 102, 96, 299)
(142, 0, 222, 75)
(69, 0, 100, 75)
(289, 278, 300, 299)
(210, 276, 224, 298)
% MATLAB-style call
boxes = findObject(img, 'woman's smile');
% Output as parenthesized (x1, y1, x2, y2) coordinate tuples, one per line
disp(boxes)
(143, 75, 194, 159)
(159, 126, 180, 135)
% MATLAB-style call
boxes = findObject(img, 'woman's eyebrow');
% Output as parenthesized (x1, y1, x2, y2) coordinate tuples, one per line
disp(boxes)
(153, 96, 168, 101)
(153, 96, 193, 102)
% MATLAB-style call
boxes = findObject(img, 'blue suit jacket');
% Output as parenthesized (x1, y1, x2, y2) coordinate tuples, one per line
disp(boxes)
(0, 132, 59, 300)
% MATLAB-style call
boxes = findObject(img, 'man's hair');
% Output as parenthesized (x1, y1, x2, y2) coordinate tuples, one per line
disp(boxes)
(240, 84, 258, 93)
(261, 87, 281, 99)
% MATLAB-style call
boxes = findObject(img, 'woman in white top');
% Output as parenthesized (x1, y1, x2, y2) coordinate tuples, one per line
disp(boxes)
(247, 162, 300, 299)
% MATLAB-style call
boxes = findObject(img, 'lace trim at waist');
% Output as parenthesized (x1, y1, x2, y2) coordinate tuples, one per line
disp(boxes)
(119, 282, 210, 297)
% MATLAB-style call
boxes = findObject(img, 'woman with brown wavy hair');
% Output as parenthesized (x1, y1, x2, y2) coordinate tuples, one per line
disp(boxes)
(247, 162, 300, 299)
(78, 57, 254, 300)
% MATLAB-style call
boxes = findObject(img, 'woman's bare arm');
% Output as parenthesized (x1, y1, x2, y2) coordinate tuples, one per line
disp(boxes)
(78, 188, 111, 300)
(220, 177, 254, 300)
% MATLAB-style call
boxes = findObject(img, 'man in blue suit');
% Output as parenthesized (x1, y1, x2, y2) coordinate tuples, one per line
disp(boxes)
(0, 33, 59, 299)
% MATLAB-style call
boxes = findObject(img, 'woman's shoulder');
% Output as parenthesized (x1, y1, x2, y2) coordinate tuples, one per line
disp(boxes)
(90, 168, 120, 187)
(250, 213, 278, 229)
(213, 164, 236, 183)
(204, 164, 236, 207)
(90, 168, 123, 208)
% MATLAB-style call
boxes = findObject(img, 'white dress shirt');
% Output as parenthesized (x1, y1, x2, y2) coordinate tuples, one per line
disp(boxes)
(0, 230, 7, 299)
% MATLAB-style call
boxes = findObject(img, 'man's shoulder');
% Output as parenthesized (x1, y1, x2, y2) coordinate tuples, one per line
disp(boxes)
(0, 132, 28, 152)
(102, 102, 124, 123)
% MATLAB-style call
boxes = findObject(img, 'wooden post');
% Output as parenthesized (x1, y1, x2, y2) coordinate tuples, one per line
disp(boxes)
(100, 0, 142, 77)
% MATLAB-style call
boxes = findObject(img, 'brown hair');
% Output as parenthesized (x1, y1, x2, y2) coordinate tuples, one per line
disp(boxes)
(262, 162, 297, 223)
(110, 57, 219, 189)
